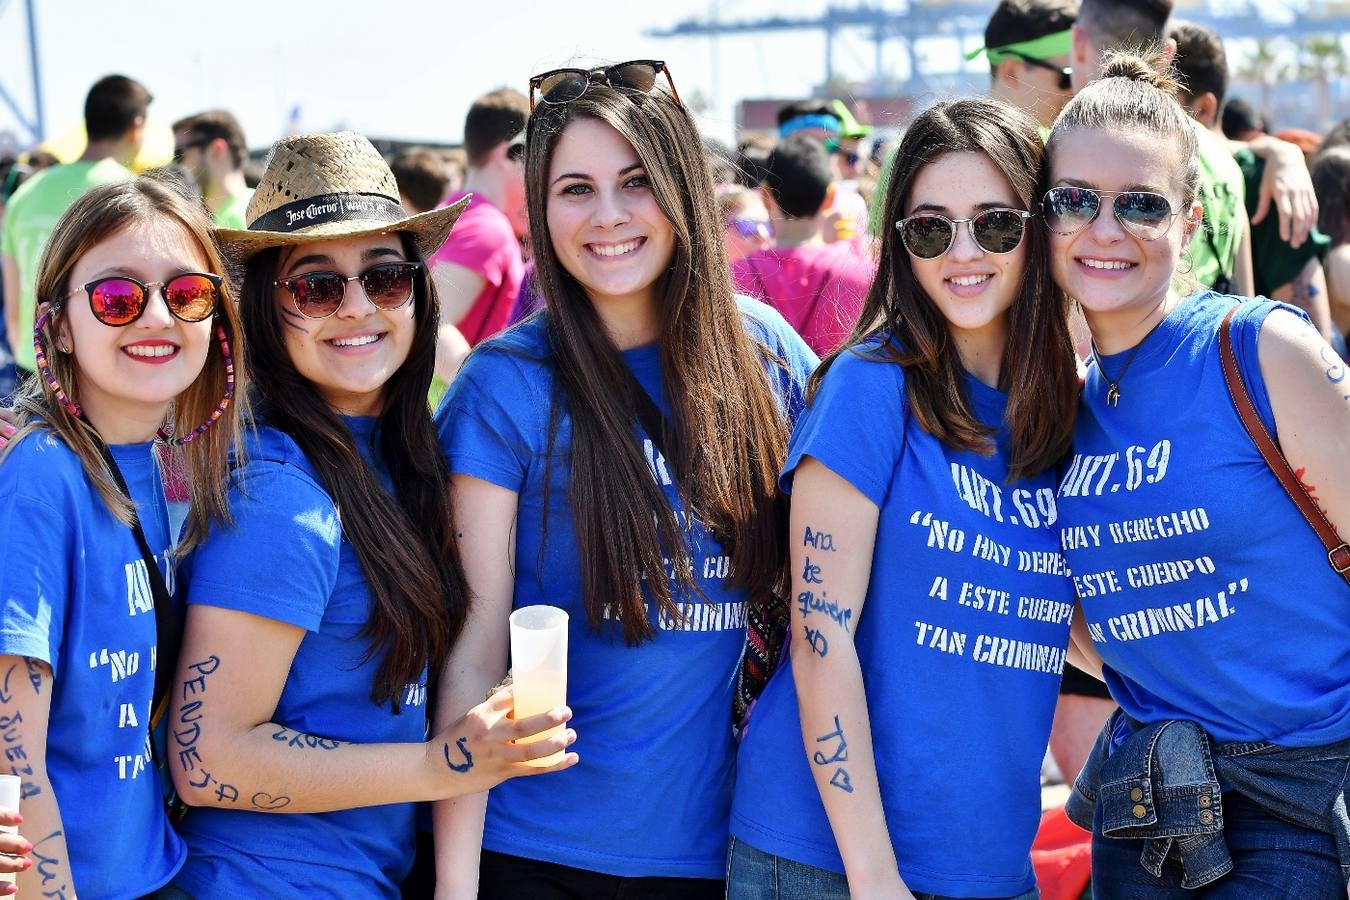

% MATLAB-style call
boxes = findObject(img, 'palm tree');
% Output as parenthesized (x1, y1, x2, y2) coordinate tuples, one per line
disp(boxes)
(1234, 39, 1288, 126)
(1298, 35, 1348, 132)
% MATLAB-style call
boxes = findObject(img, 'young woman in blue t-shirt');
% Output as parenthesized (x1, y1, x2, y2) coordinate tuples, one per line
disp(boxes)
(433, 64, 817, 897)
(165, 133, 576, 898)
(0, 174, 243, 898)
(727, 98, 1080, 899)
(1046, 56, 1350, 897)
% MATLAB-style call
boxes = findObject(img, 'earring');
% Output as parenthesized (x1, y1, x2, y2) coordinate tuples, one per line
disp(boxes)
(1178, 250, 1194, 276)
(157, 324, 236, 446)
(32, 309, 82, 418)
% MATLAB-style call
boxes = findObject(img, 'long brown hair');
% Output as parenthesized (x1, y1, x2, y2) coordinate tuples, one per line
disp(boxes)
(3, 173, 245, 551)
(524, 83, 790, 643)
(814, 97, 1076, 480)
(239, 236, 466, 706)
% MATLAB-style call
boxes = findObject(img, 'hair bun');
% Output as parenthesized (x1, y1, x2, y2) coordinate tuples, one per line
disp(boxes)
(1100, 50, 1182, 98)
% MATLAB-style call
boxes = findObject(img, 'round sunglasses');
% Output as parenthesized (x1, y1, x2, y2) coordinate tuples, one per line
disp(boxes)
(67, 273, 221, 327)
(273, 261, 421, 320)
(895, 208, 1032, 259)
(1042, 186, 1181, 241)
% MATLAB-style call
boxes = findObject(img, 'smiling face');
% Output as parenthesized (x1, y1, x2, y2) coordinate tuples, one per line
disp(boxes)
(58, 216, 215, 438)
(904, 151, 1028, 348)
(1048, 127, 1200, 327)
(274, 233, 417, 416)
(545, 117, 676, 318)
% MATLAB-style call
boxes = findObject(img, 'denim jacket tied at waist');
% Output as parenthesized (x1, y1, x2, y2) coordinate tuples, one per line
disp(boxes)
(1066, 710, 1350, 889)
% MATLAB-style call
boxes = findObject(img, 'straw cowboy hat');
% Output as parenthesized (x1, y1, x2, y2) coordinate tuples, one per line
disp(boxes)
(216, 131, 470, 279)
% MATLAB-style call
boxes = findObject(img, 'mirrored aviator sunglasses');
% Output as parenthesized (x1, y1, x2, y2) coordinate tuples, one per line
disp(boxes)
(76, 273, 221, 326)
(1041, 186, 1178, 240)
(895, 208, 1031, 259)
(274, 261, 421, 319)
(529, 60, 682, 112)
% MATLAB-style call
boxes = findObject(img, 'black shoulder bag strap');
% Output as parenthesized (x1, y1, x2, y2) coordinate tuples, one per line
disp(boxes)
(96, 442, 183, 733)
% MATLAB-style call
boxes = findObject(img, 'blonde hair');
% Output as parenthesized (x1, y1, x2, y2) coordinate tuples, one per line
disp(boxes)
(3, 173, 247, 553)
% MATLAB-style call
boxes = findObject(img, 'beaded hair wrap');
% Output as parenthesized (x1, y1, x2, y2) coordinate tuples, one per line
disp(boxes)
(33, 307, 82, 418)
(158, 325, 235, 446)
(31, 307, 235, 445)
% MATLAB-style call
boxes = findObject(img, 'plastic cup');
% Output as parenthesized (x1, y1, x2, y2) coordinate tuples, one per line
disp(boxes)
(0, 774, 19, 884)
(509, 605, 568, 767)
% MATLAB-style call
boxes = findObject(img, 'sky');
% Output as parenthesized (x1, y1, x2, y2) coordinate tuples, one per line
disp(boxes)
(0, 0, 1328, 154)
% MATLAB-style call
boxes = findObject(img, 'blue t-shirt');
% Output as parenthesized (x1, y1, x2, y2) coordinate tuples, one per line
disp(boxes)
(1057, 292, 1350, 746)
(731, 333, 1075, 898)
(172, 417, 429, 899)
(437, 297, 817, 878)
(0, 432, 186, 899)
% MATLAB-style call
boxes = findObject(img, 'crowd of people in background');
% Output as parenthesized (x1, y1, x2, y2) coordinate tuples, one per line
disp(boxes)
(0, 0, 1347, 897)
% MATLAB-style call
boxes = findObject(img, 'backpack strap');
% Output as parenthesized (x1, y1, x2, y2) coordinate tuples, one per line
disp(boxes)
(1218, 303, 1350, 583)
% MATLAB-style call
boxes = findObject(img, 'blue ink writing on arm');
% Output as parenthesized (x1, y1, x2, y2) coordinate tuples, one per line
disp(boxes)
(797, 590, 853, 632)
(174, 654, 240, 804)
(0, 707, 39, 798)
(444, 736, 474, 773)
(32, 829, 71, 897)
(23, 657, 43, 695)
(802, 556, 824, 585)
(250, 791, 291, 810)
(0, 665, 14, 704)
(812, 715, 849, 766)
(271, 725, 342, 751)
(803, 526, 835, 551)
(803, 624, 829, 658)
(1320, 345, 1350, 400)
(813, 716, 854, 793)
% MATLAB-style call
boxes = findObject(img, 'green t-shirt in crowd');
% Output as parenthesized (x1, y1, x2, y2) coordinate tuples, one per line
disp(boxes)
(2, 159, 132, 370)
(1234, 148, 1331, 297)
(1190, 122, 1246, 291)
(213, 188, 254, 229)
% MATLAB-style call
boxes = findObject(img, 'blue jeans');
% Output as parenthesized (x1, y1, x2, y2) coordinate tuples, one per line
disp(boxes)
(727, 837, 1040, 900)
(1093, 791, 1345, 899)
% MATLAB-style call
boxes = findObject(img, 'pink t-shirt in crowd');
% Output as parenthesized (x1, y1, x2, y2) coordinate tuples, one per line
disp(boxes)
(428, 190, 524, 346)
(731, 239, 875, 355)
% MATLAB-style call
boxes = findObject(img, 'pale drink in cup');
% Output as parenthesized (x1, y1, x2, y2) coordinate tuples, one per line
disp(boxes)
(509, 605, 568, 767)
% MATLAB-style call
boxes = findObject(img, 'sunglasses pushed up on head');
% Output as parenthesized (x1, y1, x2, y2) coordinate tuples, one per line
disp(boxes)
(529, 60, 682, 112)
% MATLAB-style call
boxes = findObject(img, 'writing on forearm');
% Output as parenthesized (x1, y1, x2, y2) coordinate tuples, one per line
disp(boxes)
(0, 669, 40, 800)
(443, 736, 474, 773)
(271, 726, 343, 752)
(32, 829, 71, 899)
(803, 624, 829, 657)
(250, 791, 291, 810)
(812, 715, 854, 793)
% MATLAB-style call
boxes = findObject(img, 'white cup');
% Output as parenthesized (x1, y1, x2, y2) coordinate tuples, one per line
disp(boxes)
(509, 605, 569, 767)
(0, 774, 19, 884)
